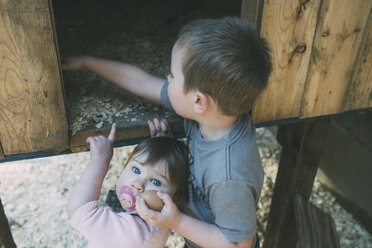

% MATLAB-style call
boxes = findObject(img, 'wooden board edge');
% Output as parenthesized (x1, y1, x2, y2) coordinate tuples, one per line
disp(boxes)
(0, 142, 4, 160)
(241, 0, 264, 31)
(69, 120, 184, 148)
(344, 7, 372, 111)
(47, 0, 67, 104)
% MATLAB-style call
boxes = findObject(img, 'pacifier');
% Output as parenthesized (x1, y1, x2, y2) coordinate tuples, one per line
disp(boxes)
(118, 185, 136, 212)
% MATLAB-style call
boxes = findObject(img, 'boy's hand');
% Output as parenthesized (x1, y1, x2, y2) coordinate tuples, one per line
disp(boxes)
(148, 118, 172, 137)
(136, 192, 182, 230)
(86, 123, 117, 165)
(62, 56, 88, 70)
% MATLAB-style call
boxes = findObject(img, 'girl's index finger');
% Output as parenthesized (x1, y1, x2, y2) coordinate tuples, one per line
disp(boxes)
(107, 123, 117, 142)
(86, 136, 94, 144)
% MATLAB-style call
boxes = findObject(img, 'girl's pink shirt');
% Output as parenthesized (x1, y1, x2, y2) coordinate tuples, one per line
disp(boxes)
(71, 201, 169, 248)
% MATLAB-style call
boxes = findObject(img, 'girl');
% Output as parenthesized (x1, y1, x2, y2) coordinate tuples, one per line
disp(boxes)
(68, 123, 189, 248)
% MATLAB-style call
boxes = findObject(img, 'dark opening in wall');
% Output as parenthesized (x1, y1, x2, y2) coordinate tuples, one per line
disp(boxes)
(52, 0, 241, 138)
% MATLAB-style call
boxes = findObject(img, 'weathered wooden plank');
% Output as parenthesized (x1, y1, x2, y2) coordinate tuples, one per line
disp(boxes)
(300, 0, 372, 118)
(252, 0, 321, 123)
(70, 126, 152, 150)
(263, 119, 330, 248)
(0, 198, 16, 248)
(345, 9, 372, 111)
(241, 0, 264, 31)
(0, 0, 68, 155)
(69, 119, 184, 148)
(47, 0, 65, 98)
(294, 194, 340, 248)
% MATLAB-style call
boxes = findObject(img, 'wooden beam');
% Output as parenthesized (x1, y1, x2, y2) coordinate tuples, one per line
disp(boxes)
(241, 0, 264, 31)
(252, 0, 321, 123)
(300, 0, 372, 118)
(69, 119, 184, 148)
(263, 118, 330, 248)
(345, 9, 372, 111)
(294, 194, 340, 248)
(0, 0, 68, 155)
(70, 125, 152, 149)
(0, 198, 16, 248)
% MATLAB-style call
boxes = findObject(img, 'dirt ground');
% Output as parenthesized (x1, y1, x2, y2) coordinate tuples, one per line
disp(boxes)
(1, 127, 371, 247)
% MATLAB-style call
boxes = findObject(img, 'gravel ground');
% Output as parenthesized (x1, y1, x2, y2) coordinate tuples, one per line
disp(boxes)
(1, 127, 371, 248)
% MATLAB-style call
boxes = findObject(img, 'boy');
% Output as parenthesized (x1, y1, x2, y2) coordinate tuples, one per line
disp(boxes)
(64, 17, 272, 248)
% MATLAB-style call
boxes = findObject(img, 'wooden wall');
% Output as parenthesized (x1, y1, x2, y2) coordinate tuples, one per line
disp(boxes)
(0, 0, 68, 155)
(251, 0, 372, 123)
(0, 0, 371, 157)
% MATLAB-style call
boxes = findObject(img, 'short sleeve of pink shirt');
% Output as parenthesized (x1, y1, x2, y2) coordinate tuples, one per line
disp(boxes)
(70, 201, 169, 248)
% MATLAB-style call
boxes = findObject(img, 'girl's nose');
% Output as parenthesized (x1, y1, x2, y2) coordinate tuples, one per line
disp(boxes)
(132, 180, 145, 193)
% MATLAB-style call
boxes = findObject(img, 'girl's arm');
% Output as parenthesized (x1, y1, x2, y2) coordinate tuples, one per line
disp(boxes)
(68, 124, 117, 218)
(137, 192, 254, 248)
(62, 57, 165, 103)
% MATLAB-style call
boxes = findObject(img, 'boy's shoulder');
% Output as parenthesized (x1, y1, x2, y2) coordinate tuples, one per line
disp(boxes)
(185, 114, 263, 184)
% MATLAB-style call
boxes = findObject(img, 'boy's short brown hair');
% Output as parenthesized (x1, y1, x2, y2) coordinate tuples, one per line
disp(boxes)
(124, 136, 189, 210)
(177, 17, 272, 116)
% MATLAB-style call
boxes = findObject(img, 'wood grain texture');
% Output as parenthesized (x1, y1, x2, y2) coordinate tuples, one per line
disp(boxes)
(263, 119, 330, 248)
(1, 0, 48, 10)
(69, 119, 184, 148)
(300, 0, 372, 118)
(345, 9, 372, 111)
(252, 0, 321, 123)
(0, 0, 68, 155)
(294, 194, 340, 248)
(241, 0, 264, 31)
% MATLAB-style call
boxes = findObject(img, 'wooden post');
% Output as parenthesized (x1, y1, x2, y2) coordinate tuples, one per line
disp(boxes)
(263, 118, 331, 248)
(0, 198, 16, 248)
(0, 0, 68, 156)
(294, 194, 340, 248)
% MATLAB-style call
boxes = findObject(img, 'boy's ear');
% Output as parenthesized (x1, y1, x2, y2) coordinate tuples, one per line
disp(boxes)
(193, 90, 209, 114)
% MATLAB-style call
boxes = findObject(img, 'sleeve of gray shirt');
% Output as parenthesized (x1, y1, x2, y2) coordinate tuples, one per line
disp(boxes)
(207, 180, 258, 242)
(160, 81, 174, 111)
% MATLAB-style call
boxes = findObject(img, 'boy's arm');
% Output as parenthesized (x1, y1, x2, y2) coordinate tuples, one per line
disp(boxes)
(137, 192, 254, 248)
(63, 57, 165, 103)
(174, 212, 254, 248)
(68, 124, 117, 218)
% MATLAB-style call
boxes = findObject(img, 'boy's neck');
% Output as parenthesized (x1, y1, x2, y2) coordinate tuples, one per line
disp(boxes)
(197, 114, 238, 140)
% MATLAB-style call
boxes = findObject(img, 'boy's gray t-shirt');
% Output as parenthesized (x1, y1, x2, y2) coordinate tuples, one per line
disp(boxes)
(161, 82, 264, 246)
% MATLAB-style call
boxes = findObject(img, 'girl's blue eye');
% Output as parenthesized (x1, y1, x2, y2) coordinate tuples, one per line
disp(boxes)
(132, 167, 140, 175)
(151, 179, 161, 187)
